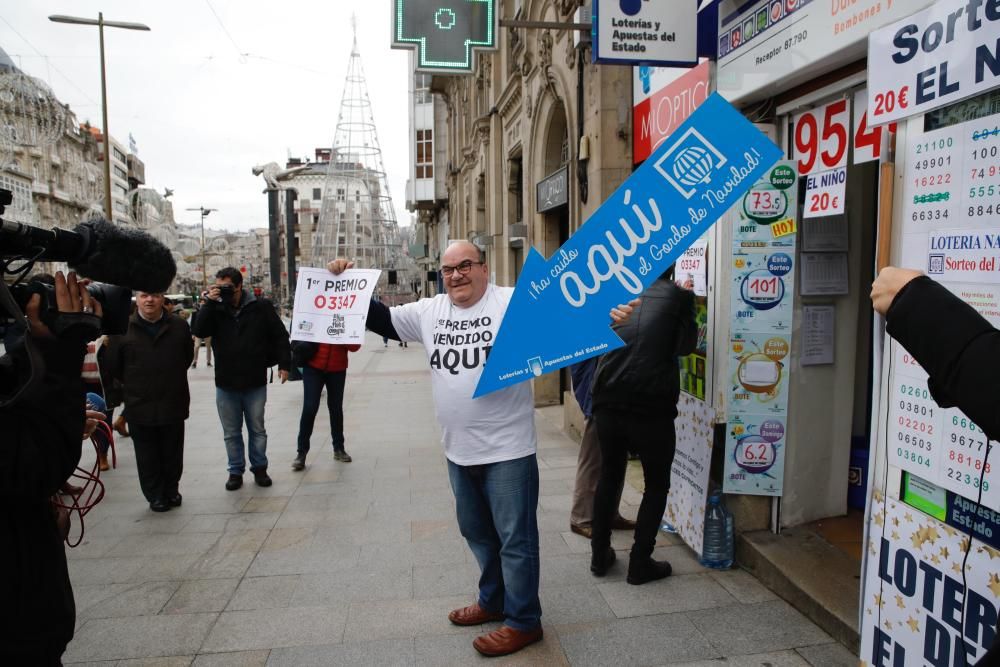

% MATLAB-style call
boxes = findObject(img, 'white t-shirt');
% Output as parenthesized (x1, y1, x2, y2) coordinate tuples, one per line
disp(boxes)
(390, 284, 537, 466)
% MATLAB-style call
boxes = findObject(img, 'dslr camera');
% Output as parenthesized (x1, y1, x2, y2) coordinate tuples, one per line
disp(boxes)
(218, 283, 236, 300)
(8, 279, 131, 336)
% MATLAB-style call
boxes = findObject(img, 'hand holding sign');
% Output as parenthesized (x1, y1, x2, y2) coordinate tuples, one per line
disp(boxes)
(291, 266, 380, 345)
(474, 93, 782, 397)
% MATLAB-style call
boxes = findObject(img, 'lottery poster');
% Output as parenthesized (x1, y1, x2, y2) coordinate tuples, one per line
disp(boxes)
(722, 414, 786, 497)
(723, 161, 798, 496)
(860, 495, 1000, 666)
(290, 267, 381, 345)
(729, 251, 795, 333)
(725, 332, 791, 417)
(888, 113, 1000, 512)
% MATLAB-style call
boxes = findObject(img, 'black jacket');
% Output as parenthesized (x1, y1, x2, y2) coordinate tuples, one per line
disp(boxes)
(107, 313, 194, 425)
(886, 276, 1000, 442)
(191, 290, 290, 390)
(1, 331, 89, 659)
(592, 278, 697, 417)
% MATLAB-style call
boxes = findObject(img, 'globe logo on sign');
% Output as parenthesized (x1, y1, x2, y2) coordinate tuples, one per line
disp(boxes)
(671, 146, 715, 189)
(619, 0, 643, 15)
(654, 127, 728, 199)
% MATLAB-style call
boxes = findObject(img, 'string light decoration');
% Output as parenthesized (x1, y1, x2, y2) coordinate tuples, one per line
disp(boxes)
(0, 68, 69, 168)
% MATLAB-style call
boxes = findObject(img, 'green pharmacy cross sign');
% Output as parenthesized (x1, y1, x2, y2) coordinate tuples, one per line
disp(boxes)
(392, 0, 498, 73)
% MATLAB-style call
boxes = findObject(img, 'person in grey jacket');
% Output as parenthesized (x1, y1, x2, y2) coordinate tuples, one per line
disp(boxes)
(590, 268, 696, 584)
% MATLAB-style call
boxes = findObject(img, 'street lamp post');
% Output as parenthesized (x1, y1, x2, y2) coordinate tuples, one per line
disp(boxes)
(187, 207, 218, 290)
(49, 13, 150, 222)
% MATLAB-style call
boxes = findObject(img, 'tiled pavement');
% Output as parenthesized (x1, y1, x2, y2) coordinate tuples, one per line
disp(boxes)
(63, 333, 857, 666)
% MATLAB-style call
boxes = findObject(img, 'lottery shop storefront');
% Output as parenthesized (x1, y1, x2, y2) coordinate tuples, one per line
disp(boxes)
(709, 0, 1000, 661)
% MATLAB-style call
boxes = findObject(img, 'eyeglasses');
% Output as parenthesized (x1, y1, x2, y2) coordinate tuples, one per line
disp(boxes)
(440, 260, 484, 277)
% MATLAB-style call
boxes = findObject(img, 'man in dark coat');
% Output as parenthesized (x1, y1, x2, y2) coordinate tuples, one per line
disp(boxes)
(107, 291, 194, 511)
(191, 267, 290, 490)
(1, 272, 101, 664)
(590, 269, 697, 584)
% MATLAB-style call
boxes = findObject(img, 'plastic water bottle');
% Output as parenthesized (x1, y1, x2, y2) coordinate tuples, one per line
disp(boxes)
(700, 493, 734, 569)
(659, 518, 678, 534)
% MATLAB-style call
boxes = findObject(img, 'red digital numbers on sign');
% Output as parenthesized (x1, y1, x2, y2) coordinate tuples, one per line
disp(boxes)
(313, 294, 357, 310)
(793, 99, 849, 175)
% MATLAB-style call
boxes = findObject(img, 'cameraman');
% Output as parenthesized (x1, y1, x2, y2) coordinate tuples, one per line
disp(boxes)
(191, 268, 289, 490)
(1, 271, 101, 664)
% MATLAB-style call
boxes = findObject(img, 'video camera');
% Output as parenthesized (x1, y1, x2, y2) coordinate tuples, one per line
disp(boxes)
(0, 187, 176, 336)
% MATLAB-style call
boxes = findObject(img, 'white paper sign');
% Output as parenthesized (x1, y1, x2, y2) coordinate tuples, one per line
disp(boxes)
(290, 267, 380, 344)
(799, 252, 849, 296)
(867, 0, 1000, 125)
(675, 237, 709, 296)
(595, 0, 697, 66)
(852, 89, 896, 164)
(804, 167, 847, 219)
(801, 305, 834, 366)
(927, 230, 1000, 284)
(792, 99, 849, 175)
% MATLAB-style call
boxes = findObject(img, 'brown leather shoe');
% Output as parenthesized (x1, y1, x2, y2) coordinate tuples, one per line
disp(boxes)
(611, 515, 637, 530)
(473, 625, 543, 656)
(570, 523, 592, 539)
(97, 453, 110, 472)
(448, 603, 505, 626)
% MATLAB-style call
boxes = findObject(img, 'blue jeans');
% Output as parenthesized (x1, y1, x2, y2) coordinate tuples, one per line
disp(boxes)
(216, 385, 268, 474)
(297, 366, 347, 454)
(447, 454, 541, 632)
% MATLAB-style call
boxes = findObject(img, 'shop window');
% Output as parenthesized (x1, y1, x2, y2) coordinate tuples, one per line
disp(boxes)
(416, 128, 434, 179)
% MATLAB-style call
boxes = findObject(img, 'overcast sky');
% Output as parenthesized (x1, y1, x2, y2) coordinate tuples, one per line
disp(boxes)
(1, 0, 413, 232)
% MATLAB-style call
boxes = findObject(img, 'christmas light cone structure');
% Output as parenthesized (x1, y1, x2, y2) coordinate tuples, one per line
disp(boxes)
(312, 28, 402, 288)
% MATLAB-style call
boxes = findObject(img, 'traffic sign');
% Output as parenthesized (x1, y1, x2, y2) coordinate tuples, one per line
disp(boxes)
(391, 0, 498, 73)
(473, 93, 782, 397)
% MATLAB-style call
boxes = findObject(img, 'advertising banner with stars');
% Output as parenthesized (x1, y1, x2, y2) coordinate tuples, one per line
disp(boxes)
(860, 495, 1000, 666)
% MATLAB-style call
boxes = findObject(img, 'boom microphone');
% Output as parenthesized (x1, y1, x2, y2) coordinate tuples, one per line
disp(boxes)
(0, 217, 176, 293)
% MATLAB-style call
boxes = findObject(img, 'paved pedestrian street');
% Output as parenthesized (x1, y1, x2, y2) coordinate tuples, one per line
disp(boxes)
(64, 334, 855, 666)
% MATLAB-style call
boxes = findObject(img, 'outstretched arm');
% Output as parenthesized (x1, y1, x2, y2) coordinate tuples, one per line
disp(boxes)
(874, 268, 1000, 441)
(327, 259, 401, 341)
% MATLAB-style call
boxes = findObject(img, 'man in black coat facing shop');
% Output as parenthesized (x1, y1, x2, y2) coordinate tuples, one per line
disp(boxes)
(192, 267, 290, 490)
(107, 291, 194, 512)
(590, 268, 697, 584)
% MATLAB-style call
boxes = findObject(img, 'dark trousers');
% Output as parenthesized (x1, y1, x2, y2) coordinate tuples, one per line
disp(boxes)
(591, 407, 676, 561)
(129, 422, 185, 503)
(297, 366, 347, 454)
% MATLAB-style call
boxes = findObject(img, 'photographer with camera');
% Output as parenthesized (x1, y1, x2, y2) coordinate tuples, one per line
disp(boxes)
(1, 271, 102, 664)
(191, 267, 290, 490)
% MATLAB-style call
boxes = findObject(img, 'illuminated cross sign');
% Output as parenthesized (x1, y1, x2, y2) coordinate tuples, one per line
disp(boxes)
(391, 0, 497, 73)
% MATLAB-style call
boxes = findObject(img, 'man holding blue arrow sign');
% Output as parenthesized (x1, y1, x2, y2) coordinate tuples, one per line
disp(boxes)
(325, 92, 780, 657)
(327, 243, 636, 657)
(474, 92, 783, 398)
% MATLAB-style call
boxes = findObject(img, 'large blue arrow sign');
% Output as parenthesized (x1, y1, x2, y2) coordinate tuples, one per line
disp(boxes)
(473, 93, 782, 398)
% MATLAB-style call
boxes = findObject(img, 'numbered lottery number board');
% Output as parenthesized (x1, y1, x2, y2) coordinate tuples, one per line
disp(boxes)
(290, 267, 381, 345)
(889, 115, 1000, 509)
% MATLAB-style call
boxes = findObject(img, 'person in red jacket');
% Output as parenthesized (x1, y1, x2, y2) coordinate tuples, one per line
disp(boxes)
(292, 342, 360, 470)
